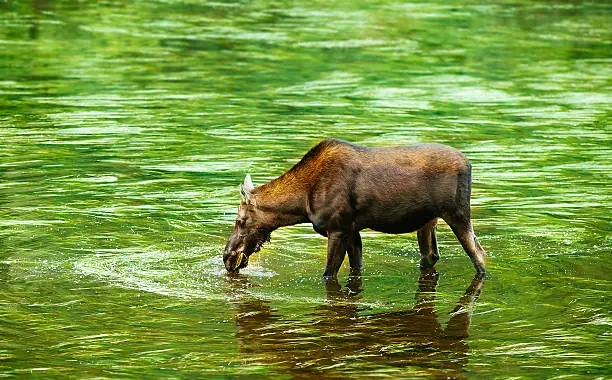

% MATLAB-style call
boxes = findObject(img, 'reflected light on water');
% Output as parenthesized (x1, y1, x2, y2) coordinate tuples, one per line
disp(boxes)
(227, 270, 483, 378)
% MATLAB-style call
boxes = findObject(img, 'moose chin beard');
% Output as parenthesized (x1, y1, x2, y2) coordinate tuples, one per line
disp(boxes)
(251, 230, 271, 255)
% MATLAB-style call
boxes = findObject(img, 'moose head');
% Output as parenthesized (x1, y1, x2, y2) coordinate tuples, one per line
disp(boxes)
(223, 175, 272, 273)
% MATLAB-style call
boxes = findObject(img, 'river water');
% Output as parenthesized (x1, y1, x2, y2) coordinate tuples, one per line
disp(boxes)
(1, 0, 611, 378)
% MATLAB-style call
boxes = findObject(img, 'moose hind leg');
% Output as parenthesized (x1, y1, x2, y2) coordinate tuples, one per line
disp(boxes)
(417, 219, 439, 269)
(347, 231, 363, 276)
(445, 216, 486, 275)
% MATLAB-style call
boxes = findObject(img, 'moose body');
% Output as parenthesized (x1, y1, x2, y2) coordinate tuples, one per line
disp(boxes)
(223, 139, 486, 278)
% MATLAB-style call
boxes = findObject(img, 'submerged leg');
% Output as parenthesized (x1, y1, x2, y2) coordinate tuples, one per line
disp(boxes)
(444, 216, 486, 275)
(347, 230, 363, 276)
(417, 219, 439, 270)
(323, 231, 348, 280)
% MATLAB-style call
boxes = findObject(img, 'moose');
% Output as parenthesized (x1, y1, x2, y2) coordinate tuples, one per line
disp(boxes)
(223, 139, 486, 279)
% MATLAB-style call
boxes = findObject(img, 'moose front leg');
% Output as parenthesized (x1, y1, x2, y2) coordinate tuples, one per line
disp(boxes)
(323, 231, 348, 280)
(347, 230, 363, 277)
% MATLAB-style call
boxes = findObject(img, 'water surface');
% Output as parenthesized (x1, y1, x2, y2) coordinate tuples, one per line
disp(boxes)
(1, 0, 611, 377)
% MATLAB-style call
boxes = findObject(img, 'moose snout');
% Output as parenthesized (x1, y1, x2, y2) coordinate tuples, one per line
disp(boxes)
(223, 249, 248, 273)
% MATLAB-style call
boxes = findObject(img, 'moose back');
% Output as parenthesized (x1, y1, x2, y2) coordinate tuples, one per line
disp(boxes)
(223, 139, 486, 278)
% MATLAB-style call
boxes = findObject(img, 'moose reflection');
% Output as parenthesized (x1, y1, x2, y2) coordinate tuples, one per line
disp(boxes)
(228, 271, 484, 378)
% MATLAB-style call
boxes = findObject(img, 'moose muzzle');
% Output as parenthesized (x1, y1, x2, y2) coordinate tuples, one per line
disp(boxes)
(223, 250, 249, 273)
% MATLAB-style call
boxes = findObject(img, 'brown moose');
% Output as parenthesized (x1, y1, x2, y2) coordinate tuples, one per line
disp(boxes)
(223, 139, 486, 279)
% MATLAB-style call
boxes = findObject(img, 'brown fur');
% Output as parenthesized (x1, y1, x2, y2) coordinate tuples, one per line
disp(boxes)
(224, 139, 486, 278)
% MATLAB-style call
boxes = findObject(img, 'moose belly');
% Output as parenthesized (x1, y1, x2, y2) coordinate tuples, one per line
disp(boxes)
(358, 208, 436, 234)
(353, 170, 443, 233)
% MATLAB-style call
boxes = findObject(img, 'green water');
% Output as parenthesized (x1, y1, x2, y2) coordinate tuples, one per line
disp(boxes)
(1, 0, 611, 377)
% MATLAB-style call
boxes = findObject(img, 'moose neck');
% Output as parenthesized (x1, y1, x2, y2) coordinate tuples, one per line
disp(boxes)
(253, 173, 309, 230)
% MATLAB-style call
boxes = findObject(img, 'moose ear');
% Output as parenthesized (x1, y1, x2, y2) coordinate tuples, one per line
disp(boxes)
(239, 174, 255, 203)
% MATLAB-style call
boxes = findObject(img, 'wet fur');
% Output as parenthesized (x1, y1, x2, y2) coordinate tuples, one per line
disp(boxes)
(225, 139, 486, 278)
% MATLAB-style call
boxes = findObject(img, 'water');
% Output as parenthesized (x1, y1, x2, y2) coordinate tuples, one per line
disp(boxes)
(1, 0, 610, 377)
